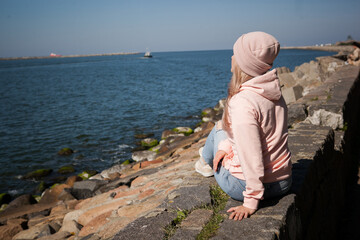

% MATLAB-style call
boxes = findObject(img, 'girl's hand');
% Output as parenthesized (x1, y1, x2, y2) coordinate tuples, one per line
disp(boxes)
(213, 150, 226, 172)
(227, 205, 256, 221)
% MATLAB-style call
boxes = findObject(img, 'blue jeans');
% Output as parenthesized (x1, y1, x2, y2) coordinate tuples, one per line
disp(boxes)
(202, 125, 292, 201)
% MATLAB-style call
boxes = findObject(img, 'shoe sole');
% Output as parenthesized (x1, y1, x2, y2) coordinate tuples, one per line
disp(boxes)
(195, 161, 214, 177)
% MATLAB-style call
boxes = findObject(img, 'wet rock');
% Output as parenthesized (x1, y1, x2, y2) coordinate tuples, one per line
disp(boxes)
(201, 108, 217, 122)
(194, 121, 215, 133)
(36, 181, 47, 194)
(98, 164, 124, 179)
(0, 204, 8, 212)
(131, 145, 148, 152)
(58, 165, 75, 174)
(134, 133, 154, 139)
(75, 154, 85, 160)
(214, 98, 226, 111)
(161, 129, 184, 139)
(0, 193, 11, 206)
(6, 194, 37, 210)
(57, 147, 74, 156)
(23, 169, 53, 180)
(172, 127, 193, 136)
(132, 150, 157, 162)
(78, 170, 98, 180)
(141, 138, 159, 148)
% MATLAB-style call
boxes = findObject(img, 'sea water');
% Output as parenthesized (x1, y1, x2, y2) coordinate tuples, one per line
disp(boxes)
(0, 49, 335, 195)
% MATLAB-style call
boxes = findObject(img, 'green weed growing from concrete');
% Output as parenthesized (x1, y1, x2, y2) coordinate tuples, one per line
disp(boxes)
(196, 184, 229, 240)
(163, 209, 189, 239)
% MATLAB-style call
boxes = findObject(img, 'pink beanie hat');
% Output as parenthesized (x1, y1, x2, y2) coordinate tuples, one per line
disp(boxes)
(233, 31, 280, 77)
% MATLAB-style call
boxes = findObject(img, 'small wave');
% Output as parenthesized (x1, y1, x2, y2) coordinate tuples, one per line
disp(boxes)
(118, 144, 130, 149)
(9, 189, 22, 196)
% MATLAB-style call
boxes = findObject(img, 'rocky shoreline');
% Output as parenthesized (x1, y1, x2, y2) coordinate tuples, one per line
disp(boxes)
(0, 46, 359, 239)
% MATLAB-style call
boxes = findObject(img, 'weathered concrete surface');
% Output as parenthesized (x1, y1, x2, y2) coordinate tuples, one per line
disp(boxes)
(172, 209, 213, 239)
(214, 194, 296, 240)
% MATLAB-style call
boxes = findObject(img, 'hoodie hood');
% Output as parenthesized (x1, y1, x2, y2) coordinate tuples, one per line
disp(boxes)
(240, 69, 281, 101)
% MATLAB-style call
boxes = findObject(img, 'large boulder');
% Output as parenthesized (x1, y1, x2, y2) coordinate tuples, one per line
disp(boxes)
(38, 184, 71, 204)
(276, 66, 291, 74)
(12, 223, 54, 240)
(282, 85, 303, 104)
(304, 109, 343, 130)
(278, 72, 297, 89)
(0, 218, 27, 240)
(98, 164, 124, 179)
(287, 103, 307, 127)
(317, 56, 346, 80)
(5, 194, 37, 210)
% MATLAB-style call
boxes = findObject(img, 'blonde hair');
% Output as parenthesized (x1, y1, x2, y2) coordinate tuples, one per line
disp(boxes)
(222, 64, 253, 132)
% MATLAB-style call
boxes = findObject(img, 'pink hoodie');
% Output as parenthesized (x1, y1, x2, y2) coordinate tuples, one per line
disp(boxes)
(218, 69, 292, 210)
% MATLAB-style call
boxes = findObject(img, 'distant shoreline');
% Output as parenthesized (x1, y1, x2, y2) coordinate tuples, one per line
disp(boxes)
(0, 52, 141, 61)
(281, 45, 354, 54)
(1, 45, 355, 61)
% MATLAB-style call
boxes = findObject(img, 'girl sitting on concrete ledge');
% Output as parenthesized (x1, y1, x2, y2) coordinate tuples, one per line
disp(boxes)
(195, 31, 292, 221)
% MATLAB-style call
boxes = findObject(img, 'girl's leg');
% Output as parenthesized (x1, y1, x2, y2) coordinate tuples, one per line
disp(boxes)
(202, 123, 246, 201)
(202, 124, 227, 168)
(214, 166, 246, 201)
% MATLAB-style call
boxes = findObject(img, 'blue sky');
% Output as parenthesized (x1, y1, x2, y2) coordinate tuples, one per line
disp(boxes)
(0, 0, 359, 57)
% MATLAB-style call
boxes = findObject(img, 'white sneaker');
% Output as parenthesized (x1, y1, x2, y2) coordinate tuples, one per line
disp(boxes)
(195, 147, 214, 177)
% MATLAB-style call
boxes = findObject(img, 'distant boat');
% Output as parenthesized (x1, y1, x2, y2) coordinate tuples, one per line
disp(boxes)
(50, 53, 61, 57)
(144, 49, 152, 58)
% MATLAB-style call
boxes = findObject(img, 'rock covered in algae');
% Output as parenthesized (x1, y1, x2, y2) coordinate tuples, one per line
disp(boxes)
(172, 127, 193, 136)
(23, 169, 53, 180)
(57, 147, 74, 156)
